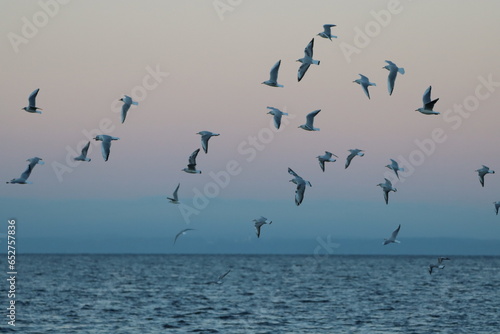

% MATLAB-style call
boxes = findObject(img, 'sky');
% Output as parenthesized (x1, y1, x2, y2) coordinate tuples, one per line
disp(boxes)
(1, 0, 500, 254)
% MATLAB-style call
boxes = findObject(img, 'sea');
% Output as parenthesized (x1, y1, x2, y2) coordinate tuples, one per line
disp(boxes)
(4, 254, 500, 333)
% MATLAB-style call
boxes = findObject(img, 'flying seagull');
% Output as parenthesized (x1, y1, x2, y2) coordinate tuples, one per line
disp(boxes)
(299, 109, 321, 131)
(119, 95, 138, 124)
(377, 178, 397, 205)
(254, 216, 272, 238)
(262, 60, 283, 87)
(383, 60, 405, 95)
(385, 159, 405, 179)
(494, 201, 500, 215)
(383, 224, 401, 245)
(476, 165, 494, 187)
(317, 151, 338, 172)
(74, 141, 91, 162)
(353, 74, 376, 99)
(288, 168, 311, 206)
(93, 135, 120, 162)
(182, 149, 202, 174)
(6, 163, 35, 184)
(428, 257, 450, 274)
(297, 38, 320, 82)
(22, 88, 42, 114)
(415, 86, 440, 115)
(196, 131, 220, 154)
(167, 183, 180, 204)
(317, 24, 337, 40)
(345, 149, 364, 169)
(266, 106, 288, 130)
(208, 269, 232, 285)
(174, 228, 195, 245)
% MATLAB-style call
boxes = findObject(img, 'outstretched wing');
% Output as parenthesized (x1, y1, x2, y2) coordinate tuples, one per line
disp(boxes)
(81, 141, 91, 157)
(101, 139, 112, 161)
(305, 109, 320, 128)
(422, 86, 432, 105)
(390, 225, 401, 239)
(304, 38, 314, 58)
(28, 88, 40, 107)
(188, 149, 200, 166)
(295, 181, 306, 206)
(269, 60, 281, 82)
(323, 24, 335, 34)
(121, 103, 131, 123)
(20, 163, 33, 181)
(298, 62, 310, 82)
(172, 183, 180, 200)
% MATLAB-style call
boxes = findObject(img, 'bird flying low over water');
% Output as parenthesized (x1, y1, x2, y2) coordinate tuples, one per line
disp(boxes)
(383, 224, 401, 245)
(253, 216, 272, 238)
(6, 163, 36, 184)
(377, 178, 397, 205)
(74, 142, 91, 162)
(383, 60, 405, 95)
(182, 149, 202, 174)
(299, 109, 321, 131)
(174, 228, 195, 245)
(119, 95, 138, 124)
(353, 74, 376, 99)
(197, 131, 220, 154)
(22, 88, 42, 114)
(207, 269, 232, 285)
(317, 24, 337, 40)
(266, 106, 288, 130)
(93, 135, 120, 162)
(345, 149, 364, 169)
(415, 86, 440, 115)
(262, 60, 283, 87)
(297, 38, 320, 82)
(167, 183, 180, 204)
(288, 168, 311, 206)
(317, 151, 338, 172)
(494, 202, 500, 215)
(476, 165, 494, 187)
(385, 159, 405, 179)
(428, 257, 450, 274)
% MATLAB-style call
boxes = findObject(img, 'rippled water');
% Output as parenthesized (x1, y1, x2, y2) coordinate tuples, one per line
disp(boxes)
(8, 255, 500, 333)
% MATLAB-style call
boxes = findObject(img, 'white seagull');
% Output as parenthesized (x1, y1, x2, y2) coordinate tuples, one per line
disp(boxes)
(345, 149, 364, 169)
(174, 228, 195, 245)
(297, 38, 320, 82)
(266, 106, 288, 130)
(317, 151, 338, 172)
(253, 216, 272, 238)
(119, 95, 138, 124)
(74, 141, 91, 162)
(6, 163, 35, 184)
(415, 86, 440, 115)
(93, 135, 120, 162)
(385, 159, 405, 179)
(22, 88, 42, 114)
(383, 224, 401, 245)
(299, 109, 321, 131)
(288, 168, 312, 206)
(317, 24, 337, 40)
(494, 201, 500, 215)
(197, 131, 220, 154)
(476, 165, 495, 187)
(262, 60, 283, 87)
(353, 74, 376, 99)
(383, 60, 405, 95)
(167, 183, 181, 204)
(182, 149, 202, 174)
(377, 178, 397, 205)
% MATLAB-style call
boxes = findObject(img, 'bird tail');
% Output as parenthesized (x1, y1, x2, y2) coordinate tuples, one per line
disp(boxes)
(313, 60, 320, 65)
(371, 82, 377, 86)
(394, 240, 401, 243)
(132, 102, 139, 105)
(398, 68, 405, 75)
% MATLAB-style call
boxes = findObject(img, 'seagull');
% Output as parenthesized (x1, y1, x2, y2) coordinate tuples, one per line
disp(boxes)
(383, 224, 401, 245)
(74, 141, 91, 162)
(208, 269, 232, 284)
(317, 24, 337, 40)
(119, 95, 138, 124)
(383, 60, 405, 95)
(27, 157, 44, 168)
(173, 228, 195, 245)
(297, 38, 320, 82)
(182, 149, 202, 174)
(345, 149, 364, 169)
(377, 178, 397, 205)
(254, 216, 272, 238)
(266, 106, 288, 130)
(196, 131, 220, 154)
(494, 202, 500, 215)
(429, 257, 450, 274)
(22, 88, 42, 114)
(317, 151, 338, 172)
(299, 109, 321, 131)
(385, 159, 405, 179)
(415, 86, 440, 115)
(167, 183, 180, 204)
(288, 168, 311, 206)
(93, 135, 120, 162)
(262, 60, 283, 87)
(476, 165, 495, 187)
(6, 163, 34, 184)
(353, 74, 376, 99)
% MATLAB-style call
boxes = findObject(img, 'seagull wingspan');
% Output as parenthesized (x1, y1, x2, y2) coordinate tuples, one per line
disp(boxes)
(28, 88, 39, 107)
